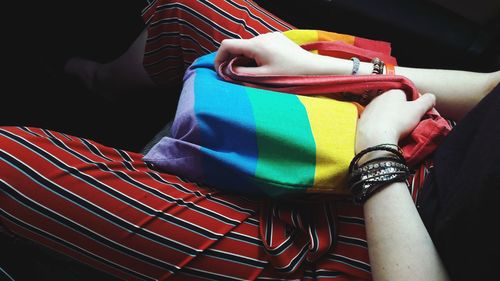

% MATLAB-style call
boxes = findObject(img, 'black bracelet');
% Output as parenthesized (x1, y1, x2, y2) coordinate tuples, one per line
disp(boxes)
(348, 144, 404, 174)
(349, 166, 409, 203)
(348, 144, 409, 204)
(351, 176, 408, 204)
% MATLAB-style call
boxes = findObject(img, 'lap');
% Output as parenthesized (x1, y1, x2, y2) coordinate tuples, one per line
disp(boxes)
(0, 127, 263, 280)
(0, 126, 371, 280)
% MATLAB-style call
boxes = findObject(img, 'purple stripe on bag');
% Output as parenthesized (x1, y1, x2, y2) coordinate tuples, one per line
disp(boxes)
(143, 67, 205, 182)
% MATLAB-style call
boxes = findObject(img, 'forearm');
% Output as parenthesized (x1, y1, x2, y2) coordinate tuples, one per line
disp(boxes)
(305, 54, 500, 120)
(354, 93, 450, 281)
(393, 67, 500, 120)
(217, 34, 498, 120)
(364, 182, 450, 281)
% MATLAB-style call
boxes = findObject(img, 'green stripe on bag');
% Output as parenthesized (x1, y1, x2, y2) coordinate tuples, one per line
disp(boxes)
(247, 87, 316, 189)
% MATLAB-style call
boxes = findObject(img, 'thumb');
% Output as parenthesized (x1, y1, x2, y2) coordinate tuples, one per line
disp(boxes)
(411, 93, 436, 116)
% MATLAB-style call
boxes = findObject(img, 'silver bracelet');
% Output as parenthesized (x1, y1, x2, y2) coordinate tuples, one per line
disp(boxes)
(350, 57, 360, 75)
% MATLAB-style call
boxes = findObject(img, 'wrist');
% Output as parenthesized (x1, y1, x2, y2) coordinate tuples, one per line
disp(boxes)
(355, 128, 398, 155)
(305, 54, 353, 75)
(356, 150, 394, 165)
(358, 61, 375, 75)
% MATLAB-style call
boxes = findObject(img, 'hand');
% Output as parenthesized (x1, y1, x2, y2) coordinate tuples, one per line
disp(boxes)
(214, 32, 316, 75)
(355, 90, 436, 153)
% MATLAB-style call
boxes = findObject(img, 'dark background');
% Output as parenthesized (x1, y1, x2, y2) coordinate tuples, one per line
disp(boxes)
(3, 0, 162, 153)
(2, 0, 500, 280)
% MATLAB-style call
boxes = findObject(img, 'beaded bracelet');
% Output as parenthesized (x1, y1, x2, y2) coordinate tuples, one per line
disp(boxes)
(371, 57, 385, 75)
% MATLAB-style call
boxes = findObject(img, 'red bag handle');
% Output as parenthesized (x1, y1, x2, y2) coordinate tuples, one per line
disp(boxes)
(301, 41, 398, 65)
(218, 56, 423, 106)
(217, 40, 403, 99)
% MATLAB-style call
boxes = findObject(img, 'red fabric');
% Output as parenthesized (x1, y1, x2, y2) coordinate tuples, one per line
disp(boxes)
(141, 0, 295, 87)
(304, 41, 397, 65)
(352, 36, 393, 54)
(0, 126, 373, 280)
(217, 41, 452, 167)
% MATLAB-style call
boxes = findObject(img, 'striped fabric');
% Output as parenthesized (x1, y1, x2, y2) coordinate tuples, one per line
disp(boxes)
(141, 0, 295, 87)
(143, 52, 358, 196)
(0, 126, 429, 280)
(0, 126, 375, 280)
(0, 127, 429, 280)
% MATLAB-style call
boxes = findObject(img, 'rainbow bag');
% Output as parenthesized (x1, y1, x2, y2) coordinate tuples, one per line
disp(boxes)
(143, 30, 450, 197)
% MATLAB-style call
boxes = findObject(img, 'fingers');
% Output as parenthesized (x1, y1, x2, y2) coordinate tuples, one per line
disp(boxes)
(383, 89, 407, 100)
(233, 65, 268, 75)
(214, 32, 308, 75)
(411, 93, 436, 116)
(214, 39, 256, 70)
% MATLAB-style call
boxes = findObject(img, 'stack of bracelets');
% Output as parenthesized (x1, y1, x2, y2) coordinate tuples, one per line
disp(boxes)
(348, 144, 410, 204)
(349, 57, 385, 75)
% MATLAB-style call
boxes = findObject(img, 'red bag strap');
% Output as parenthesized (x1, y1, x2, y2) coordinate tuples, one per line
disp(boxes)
(216, 40, 402, 98)
(218, 57, 419, 101)
(300, 41, 398, 65)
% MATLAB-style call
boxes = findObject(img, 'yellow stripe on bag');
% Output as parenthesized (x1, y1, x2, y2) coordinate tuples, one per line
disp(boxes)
(298, 96, 357, 192)
(317, 30, 355, 45)
(283, 30, 355, 46)
(283, 29, 320, 45)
